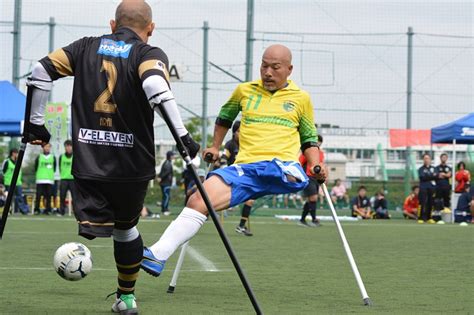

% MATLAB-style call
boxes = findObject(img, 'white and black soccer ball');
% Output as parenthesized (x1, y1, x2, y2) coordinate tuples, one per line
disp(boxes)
(53, 242, 93, 281)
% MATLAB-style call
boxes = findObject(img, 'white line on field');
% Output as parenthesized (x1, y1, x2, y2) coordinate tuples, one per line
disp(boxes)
(6, 216, 472, 228)
(186, 245, 219, 272)
(0, 266, 230, 272)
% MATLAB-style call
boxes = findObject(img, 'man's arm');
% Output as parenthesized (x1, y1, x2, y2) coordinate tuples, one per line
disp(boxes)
(160, 161, 172, 179)
(203, 86, 242, 161)
(419, 167, 432, 182)
(27, 42, 83, 145)
(34, 157, 39, 173)
(2, 160, 8, 174)
(445, 167, 452, 179)
(140, 47, 199, 158)
(212, 125, 230, 151)
(299, 93, 326, 181)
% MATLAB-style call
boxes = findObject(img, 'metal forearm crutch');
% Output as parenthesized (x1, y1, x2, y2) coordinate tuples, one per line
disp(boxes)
(156, 102, 262, 314)
(315, 167, 372, 306)
(0, 85, 34, 239)
(167, 240, 189, 293)
(167, 160, 214, 294)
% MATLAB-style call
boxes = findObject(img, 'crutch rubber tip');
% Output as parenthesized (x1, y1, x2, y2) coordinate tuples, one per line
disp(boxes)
(363, 298, 373, 306)
(167, 286, 175, 294)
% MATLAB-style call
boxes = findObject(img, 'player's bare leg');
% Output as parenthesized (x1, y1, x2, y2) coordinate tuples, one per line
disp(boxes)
(142, 175, 231, 276)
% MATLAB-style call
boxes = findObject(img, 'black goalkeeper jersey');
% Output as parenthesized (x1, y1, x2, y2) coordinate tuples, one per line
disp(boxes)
(40, 27, 170, 182)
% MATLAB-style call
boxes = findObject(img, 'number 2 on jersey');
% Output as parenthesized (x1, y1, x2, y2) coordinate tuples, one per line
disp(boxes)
(94, 60, 117, 114)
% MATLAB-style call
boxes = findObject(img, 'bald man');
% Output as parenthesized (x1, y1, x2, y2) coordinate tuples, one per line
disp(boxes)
(142, 44, 327, 275)
(25, 1, 199, 313)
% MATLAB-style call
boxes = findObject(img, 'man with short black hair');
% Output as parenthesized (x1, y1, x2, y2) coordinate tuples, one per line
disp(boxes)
(418, 153, 438, 224)
(350, 186, 371, 219)
(435, 153, 452, 209)
(158, 151, 175, 216)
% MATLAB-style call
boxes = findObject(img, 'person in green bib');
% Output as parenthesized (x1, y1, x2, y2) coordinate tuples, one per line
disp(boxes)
(59, 140, 74, 216)
(34, 143, 56, 215)
(2, 148, 29, 214)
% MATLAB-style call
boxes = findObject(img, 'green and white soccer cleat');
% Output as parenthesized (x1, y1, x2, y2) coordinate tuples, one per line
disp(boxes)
(111, 293, 138, 315)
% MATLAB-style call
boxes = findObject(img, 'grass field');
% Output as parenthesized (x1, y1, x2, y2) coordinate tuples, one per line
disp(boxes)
(0, 213, 473, 314)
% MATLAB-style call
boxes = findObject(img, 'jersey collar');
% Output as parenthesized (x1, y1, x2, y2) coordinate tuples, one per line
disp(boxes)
(115, 27, 143, 41)
(251, 79, 301, 92)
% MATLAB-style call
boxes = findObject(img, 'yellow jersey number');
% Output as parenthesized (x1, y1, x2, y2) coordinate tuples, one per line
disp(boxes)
(94, 60, 117, 114)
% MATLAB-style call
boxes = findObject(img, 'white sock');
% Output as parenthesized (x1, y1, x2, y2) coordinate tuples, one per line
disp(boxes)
(149, 207, 207, 260)
(112, 227, 139, 242)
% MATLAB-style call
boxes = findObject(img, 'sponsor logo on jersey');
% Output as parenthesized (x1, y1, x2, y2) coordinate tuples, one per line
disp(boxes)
(97, 39, 133, 58)
(461, 127, 474, 136)
(78, 128, 134, 148)
(282, 101, 295, 112)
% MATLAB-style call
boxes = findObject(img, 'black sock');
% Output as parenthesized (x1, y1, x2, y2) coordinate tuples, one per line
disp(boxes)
(239, 205, 252, 227)
(301, 202, 310, 221)
(309, 201, 317, 221)
(114, 234, 143, 296)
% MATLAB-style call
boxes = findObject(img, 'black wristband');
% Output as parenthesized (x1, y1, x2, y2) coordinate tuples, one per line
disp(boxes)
(301, 141, 319, 153)
(215, 117, 233, 128)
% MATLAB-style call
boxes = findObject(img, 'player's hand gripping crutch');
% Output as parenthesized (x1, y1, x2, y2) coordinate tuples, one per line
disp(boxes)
(156, 102, 262, 314)
(0, 84, 49, 239)
(314, 166, 372, 306)
(167, 157, 215, 294)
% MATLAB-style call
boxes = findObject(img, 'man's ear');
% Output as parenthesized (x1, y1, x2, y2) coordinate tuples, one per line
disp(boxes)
(147, 22, 155, 37)
(110, 19, 117, 33)
(288, 64, 293, 75)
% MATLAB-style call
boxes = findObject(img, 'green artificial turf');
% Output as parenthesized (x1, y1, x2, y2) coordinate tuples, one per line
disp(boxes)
(0, 215, 472, 314)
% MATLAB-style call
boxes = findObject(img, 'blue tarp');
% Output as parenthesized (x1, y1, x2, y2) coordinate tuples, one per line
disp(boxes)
(0, 81, 25, 136)
(431, 113, 474, 144)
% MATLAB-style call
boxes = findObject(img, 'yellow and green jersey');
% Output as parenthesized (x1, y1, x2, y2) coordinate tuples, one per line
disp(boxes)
(216, 80, 317, 164)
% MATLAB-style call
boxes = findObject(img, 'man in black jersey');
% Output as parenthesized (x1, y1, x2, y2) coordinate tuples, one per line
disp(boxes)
(24, 1, 199, 313)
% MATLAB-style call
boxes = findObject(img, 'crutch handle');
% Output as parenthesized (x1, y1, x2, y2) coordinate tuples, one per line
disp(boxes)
(312, 165, 325, 184)
(204, 152, 214, 163)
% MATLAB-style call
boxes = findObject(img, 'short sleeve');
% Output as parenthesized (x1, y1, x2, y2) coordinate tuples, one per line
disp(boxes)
(39, 40, 80, 80)
(299, 93, 317, 145)
(216, 85, 243, 128)
(137, 46, 170, 84)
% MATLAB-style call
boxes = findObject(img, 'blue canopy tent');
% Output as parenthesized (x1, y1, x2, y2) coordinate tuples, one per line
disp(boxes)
(431, 112, 474, 221)
(431, 113, 474, 144)
(0, 81, 25, 136)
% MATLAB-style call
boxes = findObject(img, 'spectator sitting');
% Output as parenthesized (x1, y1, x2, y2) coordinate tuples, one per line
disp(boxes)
(454, 184, 473, 223)
(373, 191, 390, 219)
(403, 185, 420, 220)
(454, 161, 470, 193)
(331, 179, 349, 207)
(350, 186, 372, 219)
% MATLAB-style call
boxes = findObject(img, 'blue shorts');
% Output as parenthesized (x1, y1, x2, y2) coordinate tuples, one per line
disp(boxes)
(208, 159, 309, 207)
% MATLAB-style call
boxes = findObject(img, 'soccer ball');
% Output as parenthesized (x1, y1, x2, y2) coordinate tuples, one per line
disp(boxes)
(53, 242, 93, 281)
